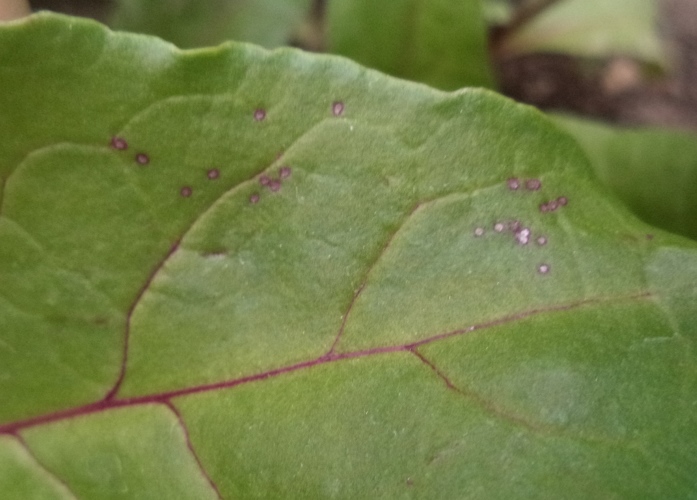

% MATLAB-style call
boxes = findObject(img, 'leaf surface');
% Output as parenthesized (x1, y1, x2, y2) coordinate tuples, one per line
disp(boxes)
(552, 113, 697, 240)
(1, 13, 697, 499)
(326, 0, 495, 90)
(110, 0, 312, 49)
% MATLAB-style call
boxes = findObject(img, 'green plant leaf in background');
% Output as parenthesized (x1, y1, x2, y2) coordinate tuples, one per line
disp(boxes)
(1, 12, 697, 498)
(327, 0, 495, 90)
(110, 0, 312, 49)
(552, 113, 697, 241)
(497, 0, 667, 67)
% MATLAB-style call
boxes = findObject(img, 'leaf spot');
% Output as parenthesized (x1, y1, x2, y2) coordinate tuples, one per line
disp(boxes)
(473, 227, 485, 237)
(207, 168, 220, 180)
(557, 196, 568, 206)
(249, 193, 260, 204)
(254, 108, 266, 121)
(494, 222, 505, 233)
(180, 186, 192, 198)
(110, 136, 128, 150)
(538, 263, 550, 274)
(525, 178, 541, 191)
(536, 235, 548, 246)
(269, 179, 282, 192)
(135, 153, 149, 165)
(332, 101, 345, 116)
(515, 227, 531, 245)
(507, 177, 520, 190)
(259, 175, 271, 186)
(279, 166, 292, 179)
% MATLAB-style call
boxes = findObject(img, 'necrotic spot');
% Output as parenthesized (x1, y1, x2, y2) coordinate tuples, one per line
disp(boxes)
(269, 179, 282, 192)
(507, 178, 520, 190)
(135, 153, 149, 165)
(525, 179, 541, 191)
(279, 166, 292, 179)
(557, 196, 568, 206)
(180, 186, 192, 198)
(110, 136, 128, 150)
(207, 168, 220, 180)
(474, 227, 485, 237)
(254, 108, 266, 121)
(332, 101, 345, 116)
(259, 175, 271, 186)
(250, 193, 260, 204)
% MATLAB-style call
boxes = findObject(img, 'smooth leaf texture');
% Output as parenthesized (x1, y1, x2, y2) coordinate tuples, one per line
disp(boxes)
(552, 113, 697, 241)
(327, 0, 495, 90)
(1, 13, 697, 499)
(110, 0, 312, 49)
(498, 0, 667, 67)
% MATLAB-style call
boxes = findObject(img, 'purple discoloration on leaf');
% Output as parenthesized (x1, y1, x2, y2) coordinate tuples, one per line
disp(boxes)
(110, 136, 128, 150)
(269, 179, 282, 192)
(279, 166, 292, 179)
(207, 168, 220, 180)
(507, 178, 520, 190)
(249, 193, 260, 204)
(259, 175, 271, 186)
(254, 108, 266, 121)
(525, 179, 541, 191)
(557, 196, 568, 206)
(135, 153, 149, 165)
(332, 101, 345, 116)
(180, 186, 192, 198)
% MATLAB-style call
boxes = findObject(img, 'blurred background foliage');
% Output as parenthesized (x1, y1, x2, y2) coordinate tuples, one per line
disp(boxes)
(4, 0, 697, 240)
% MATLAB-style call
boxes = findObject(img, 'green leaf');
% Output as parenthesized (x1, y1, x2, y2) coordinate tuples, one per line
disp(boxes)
(326, 0, 496, 90)
(498, 0, 667, 66)
(110, 0, 312, 49)
(2, 12, 697, 498)
(551, 113, 697, 241)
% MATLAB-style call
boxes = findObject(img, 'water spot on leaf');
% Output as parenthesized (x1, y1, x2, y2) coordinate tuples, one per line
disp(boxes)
(474, 227, 485, 237)
(332, 101, 345, 116)
(279, 166, 292, 179)
(180, 186, 192, 198)
(525, 179, 541, 191)
(259, 175, 271, 186)
(110, 136, 127, 150)
(538, 263, 550, 274)
(135, 153, 149, 165)
(507, 178, 520, 190)
(254, 108, 266, 121)
(249, 193, 260, 204)
(207, 168, 220, 180)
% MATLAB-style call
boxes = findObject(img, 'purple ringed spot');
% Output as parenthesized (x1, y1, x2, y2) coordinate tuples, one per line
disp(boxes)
(494, 222, 505, 233)
(180, 186, 192, 198)
(135, 153, 149, 165)
(259, 175, 271, 186)
(254, 108, 266, 121)
(110, 136, 128, 150)
(332, 101, 345, 116)
(525, 179, 541, 191)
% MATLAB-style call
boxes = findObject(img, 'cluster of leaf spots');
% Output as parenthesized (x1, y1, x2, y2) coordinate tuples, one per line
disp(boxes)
(473, 177, 564, 276)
